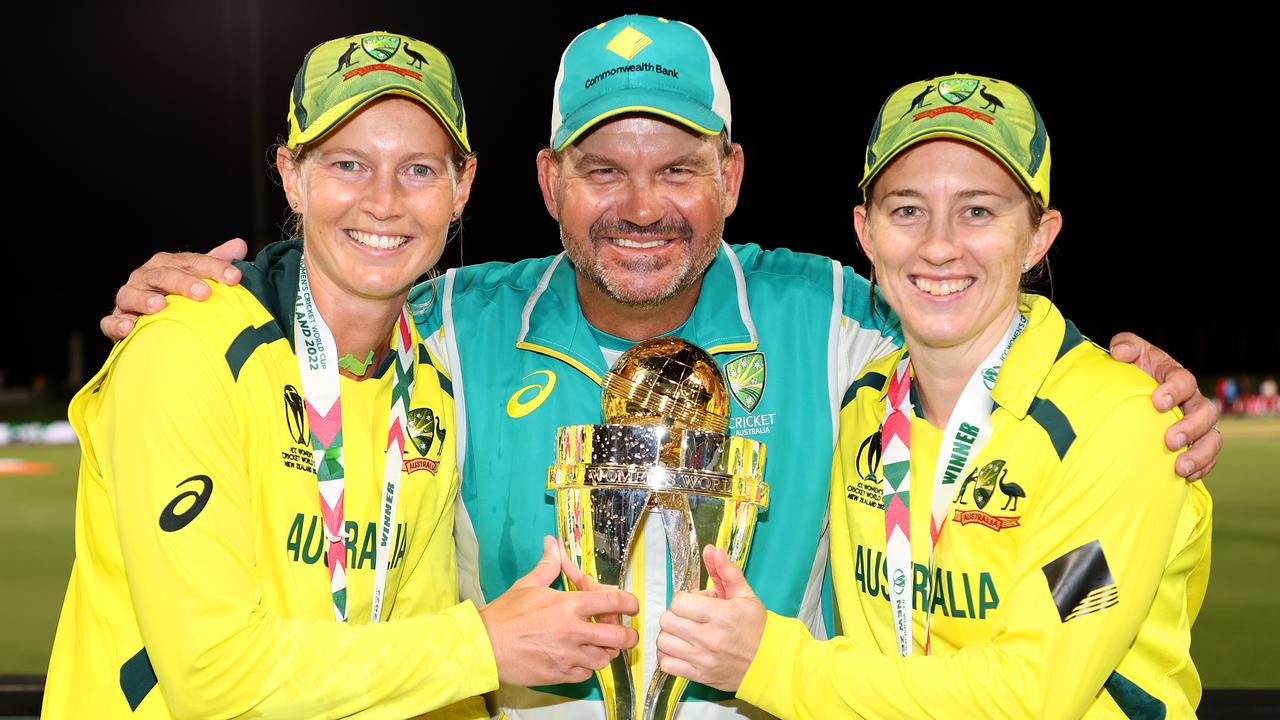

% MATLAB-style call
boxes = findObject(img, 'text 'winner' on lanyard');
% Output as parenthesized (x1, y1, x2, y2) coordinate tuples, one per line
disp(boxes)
(879, 310, 1027, 656)
(294, 260, 415, 623)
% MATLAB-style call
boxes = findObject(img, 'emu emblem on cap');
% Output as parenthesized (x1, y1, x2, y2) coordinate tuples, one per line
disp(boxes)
(362, 35, 402, 62)
(938, 77, 979, 104)
(605, 25, 653, 61)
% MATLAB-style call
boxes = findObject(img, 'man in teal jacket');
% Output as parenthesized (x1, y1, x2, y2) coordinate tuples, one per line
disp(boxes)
(104, 14, 1219, 720)
(408, 17, 899, 716)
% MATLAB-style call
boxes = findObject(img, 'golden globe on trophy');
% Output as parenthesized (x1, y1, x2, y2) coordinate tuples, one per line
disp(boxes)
(547, 338, 769, 720)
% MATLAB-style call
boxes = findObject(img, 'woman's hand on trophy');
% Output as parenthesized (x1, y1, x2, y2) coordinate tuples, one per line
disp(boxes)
(656, 545, 765, 692)
(558, 544, 626, 627)
(481, 536, 640, 686)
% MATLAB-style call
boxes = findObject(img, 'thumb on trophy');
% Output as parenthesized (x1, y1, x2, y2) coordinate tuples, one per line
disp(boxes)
(512, 535, 564, 589)
(478, 536, 639, 687)
(657, 548, 764, 692)
(703, 545, 756, 601)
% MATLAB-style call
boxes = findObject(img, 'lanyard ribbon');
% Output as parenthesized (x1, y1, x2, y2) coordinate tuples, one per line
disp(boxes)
(880, 311, 1026, 656)
(295, 260, 415, 623)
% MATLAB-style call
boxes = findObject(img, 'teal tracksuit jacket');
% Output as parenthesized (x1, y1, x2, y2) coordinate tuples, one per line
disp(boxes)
(410, 242, 899, 718)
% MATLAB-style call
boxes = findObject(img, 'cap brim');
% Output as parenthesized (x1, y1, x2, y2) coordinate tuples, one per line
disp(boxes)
(291, 86, 471, 155)
(861, 130, 1046, 205)
(552, 87, 724, 151)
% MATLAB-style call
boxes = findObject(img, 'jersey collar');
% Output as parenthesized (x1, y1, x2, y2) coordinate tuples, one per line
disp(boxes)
(991, 294, 1067, 420)
(516, 241, 760, 385)
(236, 239, 304, 348)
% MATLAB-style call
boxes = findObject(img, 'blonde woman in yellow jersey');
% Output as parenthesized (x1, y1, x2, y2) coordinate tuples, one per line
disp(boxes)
(657, 74, 1212, 719)
(44, 32, 636, 719)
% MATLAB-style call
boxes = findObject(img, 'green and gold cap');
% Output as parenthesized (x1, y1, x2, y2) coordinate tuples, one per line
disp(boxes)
(861, 74, 1050, 205)
(287, 31, 469, 153)
(550, 15, 730, 151)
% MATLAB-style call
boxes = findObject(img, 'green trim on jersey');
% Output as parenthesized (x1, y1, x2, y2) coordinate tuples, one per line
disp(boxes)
(842, 371, 887, 410)
(1026, 397, 1077, 459)
(1106, 670, 1167, 719)
(226, 322, 285, 380)
(1055, 320, 1086, 362)
(119, 648, 157, 711)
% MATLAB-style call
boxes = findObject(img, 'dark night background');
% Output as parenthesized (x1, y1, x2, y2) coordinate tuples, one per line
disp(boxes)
(7, 1, 1275, 401)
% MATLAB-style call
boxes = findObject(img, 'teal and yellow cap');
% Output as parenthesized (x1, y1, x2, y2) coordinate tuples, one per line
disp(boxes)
(550, 15, 730, 151)
(287, 31, 470, 154)
(861, 74, 1051, 205)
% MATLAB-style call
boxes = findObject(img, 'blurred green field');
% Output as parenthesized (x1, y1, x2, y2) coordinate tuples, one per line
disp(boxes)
(0, 443, 78, 674)
(2, 420, 1277, 686)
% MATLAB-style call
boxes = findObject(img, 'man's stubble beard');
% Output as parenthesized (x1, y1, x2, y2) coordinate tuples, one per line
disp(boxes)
(560, 213, 725, 311)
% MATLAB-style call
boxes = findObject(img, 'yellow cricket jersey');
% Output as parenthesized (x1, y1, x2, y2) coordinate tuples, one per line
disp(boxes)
(737, 295, 1212, 719)
(45, 242, 497, 719)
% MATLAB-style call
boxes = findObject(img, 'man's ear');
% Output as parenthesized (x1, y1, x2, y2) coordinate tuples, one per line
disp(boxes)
(536, 148, 562, 221)
(719, 142, 746, 218)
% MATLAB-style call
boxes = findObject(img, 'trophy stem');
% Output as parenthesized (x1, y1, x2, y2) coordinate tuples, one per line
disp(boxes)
(643, 669, 688, 720)
(600, 653, 636, 720)
(641, 500, 702, 720)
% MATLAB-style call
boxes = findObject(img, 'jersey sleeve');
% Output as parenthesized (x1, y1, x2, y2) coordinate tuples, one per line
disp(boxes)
(101, 317, 497, 719)
(737, 392, 1192, 720)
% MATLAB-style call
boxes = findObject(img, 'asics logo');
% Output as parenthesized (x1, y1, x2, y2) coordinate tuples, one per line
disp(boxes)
(506, 370, 557, 418)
